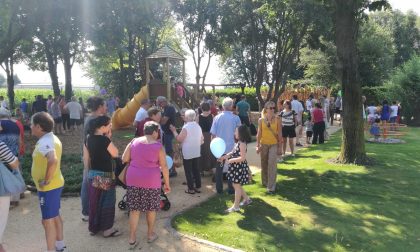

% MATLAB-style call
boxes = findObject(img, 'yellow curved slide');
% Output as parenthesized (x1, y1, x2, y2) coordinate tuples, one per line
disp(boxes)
(111, 85, 149, 130)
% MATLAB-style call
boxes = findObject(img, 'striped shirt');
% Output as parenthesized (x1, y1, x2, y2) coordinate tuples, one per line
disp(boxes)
(0, 141, 17, 165)
(279, 110, 296, 127)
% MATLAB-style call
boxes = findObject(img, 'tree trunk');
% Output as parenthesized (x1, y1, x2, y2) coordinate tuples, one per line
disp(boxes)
(335, 0, 366, 164)
(3, 57, 15, 109)
(63, 48, 73, 101)
(44, 43, 60, 96)
(127, 31, 135, 98)
(118, 52, 127, 105)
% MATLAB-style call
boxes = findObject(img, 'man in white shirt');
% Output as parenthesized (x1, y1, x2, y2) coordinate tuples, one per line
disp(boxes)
(133, 99, 151, 126)
(291, 95, 304, 146)
(306, 94, 314, 112)
(390, 101, 399, 130)
(0, 96, 8, 109)
(64, 96, 82, 132)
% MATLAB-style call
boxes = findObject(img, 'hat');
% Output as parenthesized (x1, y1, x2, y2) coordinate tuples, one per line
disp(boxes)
(0, 107, 11, 118)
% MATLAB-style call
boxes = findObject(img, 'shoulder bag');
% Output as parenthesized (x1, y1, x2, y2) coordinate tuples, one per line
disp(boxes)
(0, 163, 26, 196)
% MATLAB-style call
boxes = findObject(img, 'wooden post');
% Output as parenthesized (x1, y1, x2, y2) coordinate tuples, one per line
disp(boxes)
(167, 57, 171, 102)
(146, 59, 150, 87)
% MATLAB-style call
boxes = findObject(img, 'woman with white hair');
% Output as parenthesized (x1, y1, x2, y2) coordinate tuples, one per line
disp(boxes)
(170, 109, 204, 194)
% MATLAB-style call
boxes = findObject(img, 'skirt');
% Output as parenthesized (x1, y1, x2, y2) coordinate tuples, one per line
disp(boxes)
(127, 186, 160, 212)
(88, 181, 116, 234)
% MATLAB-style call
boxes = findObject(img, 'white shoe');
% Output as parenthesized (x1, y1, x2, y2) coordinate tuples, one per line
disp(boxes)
(225, 206, 240, 213)
(81, 215, 89, 222)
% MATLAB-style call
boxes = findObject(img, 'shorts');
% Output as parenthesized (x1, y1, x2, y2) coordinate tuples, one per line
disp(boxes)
(38, 187, 63, 220)
(69, 118, 81, 126)
(54, 117, 62, 124)
(389, 116, 397, 123)
(282, 125, 296, 138)
(306, 131, 313, 138)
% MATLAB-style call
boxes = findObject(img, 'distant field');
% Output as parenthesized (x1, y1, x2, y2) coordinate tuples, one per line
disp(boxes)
(0, 88, 96, 104)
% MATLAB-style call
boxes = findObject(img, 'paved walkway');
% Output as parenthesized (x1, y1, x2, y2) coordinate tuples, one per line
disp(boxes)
(4, 125, 340, 252)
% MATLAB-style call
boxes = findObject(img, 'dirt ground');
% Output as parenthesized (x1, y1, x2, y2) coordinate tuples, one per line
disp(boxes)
(5, 124, 341, 252)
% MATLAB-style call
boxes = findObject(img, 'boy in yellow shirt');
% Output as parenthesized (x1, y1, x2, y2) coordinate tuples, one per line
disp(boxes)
(31, 112, 66, 252)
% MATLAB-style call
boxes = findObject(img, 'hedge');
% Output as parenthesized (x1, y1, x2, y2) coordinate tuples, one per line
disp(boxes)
(214, 88, 260, 111)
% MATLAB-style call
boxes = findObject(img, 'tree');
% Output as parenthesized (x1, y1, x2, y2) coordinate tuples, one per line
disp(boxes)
(299, 39, 338, 87)
(0, 0, 34, 108)
(0, 74, 5, 86)
(358, 19, 395, 86)
(370, 10, 420, 67)
(386, 56, 420, 126)
(333, 0, 390, 164)
(87, 0, 180, 103)
(172, 0, 217, 91)
(215, 0, 327, 108)
(26, 0, 87, 99)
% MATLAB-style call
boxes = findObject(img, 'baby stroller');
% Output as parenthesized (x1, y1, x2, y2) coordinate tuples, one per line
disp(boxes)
(114, 158, 171, 211)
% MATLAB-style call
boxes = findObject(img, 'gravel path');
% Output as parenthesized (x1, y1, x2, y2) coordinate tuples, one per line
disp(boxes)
(4, 125, 340, 252)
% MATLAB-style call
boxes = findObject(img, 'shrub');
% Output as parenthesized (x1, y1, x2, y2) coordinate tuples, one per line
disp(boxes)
(214, 88, 260, 111)
(362, 86, 388, 105)
(385, 56, 420, 126)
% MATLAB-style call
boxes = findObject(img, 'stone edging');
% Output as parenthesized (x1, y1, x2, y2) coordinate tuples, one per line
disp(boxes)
(165, 194, 244, 252)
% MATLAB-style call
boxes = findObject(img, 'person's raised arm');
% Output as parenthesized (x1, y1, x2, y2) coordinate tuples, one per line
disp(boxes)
(107, 142, 119, 158)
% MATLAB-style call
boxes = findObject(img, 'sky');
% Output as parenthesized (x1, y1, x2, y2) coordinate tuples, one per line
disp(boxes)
(9, 0, 420, 87)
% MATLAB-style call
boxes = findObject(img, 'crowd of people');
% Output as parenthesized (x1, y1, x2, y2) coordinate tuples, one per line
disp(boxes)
(0, 90, 342, 252)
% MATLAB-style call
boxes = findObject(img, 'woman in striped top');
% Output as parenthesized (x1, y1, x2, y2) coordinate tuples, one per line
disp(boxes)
(279, 100, 297, 157)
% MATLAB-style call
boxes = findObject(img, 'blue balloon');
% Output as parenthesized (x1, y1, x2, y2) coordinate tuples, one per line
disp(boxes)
(166, 155, 173, 168)
(210, 137, 226, 158)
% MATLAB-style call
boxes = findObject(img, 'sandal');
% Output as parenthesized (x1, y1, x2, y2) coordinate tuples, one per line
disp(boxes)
(103, 229, 122, 238)
(147, 233, 159, 243)
(128, 241, 139, 250)
(185, 189, 195, 194)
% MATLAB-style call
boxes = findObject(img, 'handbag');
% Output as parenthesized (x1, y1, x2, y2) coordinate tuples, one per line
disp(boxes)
(0, 163, 26, 196)
(117, 165, 128, 185)
(92, 175, 114, 190)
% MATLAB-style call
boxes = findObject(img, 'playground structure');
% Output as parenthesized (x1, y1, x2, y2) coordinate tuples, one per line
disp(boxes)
(111, 46, 200, 130)
(366, 121, 408, 144)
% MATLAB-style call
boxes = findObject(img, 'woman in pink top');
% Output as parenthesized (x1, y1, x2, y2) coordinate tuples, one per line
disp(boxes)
(311, 103, 325, 144)
(122, 121, 171, 249)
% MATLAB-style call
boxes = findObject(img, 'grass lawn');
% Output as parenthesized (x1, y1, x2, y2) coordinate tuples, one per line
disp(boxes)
(173, 128, 420, 251)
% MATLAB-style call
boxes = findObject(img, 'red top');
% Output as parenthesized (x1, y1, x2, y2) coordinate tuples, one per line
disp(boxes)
(312, 108, 324, 123)
(135, 118, 161, 140)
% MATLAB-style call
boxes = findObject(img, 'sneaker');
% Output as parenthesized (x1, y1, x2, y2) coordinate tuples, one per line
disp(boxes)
(56, 246, 68, 252)
(81, 215, 89, 222)
(290, 154, 295, 157)
(277, 158, 284, 163)
(225, 206, 240, 213)
(240, 199, 253, 207)
(296, 143, 303, 147)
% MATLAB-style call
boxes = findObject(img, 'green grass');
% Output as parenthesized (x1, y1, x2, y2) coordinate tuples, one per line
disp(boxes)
(173, 128, 420, 251)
